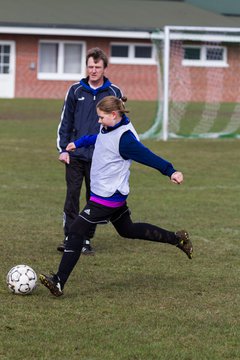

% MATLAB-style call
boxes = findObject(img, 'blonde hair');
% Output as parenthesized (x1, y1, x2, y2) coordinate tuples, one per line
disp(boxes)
(96, 96, 129, 116)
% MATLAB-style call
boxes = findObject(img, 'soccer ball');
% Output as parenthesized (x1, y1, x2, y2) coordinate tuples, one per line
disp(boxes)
(6, 264, 37, 295)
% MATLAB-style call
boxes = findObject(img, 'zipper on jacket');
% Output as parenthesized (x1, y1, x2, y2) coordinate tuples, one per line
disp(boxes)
(93, 95, 96, 100)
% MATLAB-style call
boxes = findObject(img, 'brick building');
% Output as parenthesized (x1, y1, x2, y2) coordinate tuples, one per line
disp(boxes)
(0, 0, 240, 101)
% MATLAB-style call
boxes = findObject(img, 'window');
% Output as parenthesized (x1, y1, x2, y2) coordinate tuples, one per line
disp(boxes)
(39, 43, 58, 73)
(38, 41, 86, 80)
(135, 45, 152, 59)
(110, 43, 156, 65)
(111, 45, 129, 58)
(0, 44, 10, 74)
(206, 47, 224, 61)
(182, 45, 227, 67)
(184, 47, 200, 60)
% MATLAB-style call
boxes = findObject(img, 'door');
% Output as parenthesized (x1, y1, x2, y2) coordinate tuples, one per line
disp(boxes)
(0, 41, 15, 98)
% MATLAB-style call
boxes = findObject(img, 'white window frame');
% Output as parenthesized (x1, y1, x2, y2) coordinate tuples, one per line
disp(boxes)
(182, 44, 228, 67)
(110, 42, 157, 65)
(38, 40, 86, 80)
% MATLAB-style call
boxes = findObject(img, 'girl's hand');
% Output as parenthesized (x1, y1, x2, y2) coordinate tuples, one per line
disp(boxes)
(66, 142, 76, 152)
(170, 171, 183, 184)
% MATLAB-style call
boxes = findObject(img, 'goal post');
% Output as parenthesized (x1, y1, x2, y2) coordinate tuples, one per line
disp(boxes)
(140, 26, 240, 141)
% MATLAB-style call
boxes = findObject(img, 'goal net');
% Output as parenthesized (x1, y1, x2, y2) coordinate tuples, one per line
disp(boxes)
(140, 27, 240, 140)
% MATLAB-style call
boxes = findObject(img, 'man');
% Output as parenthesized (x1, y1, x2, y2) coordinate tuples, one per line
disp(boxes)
(56, 47, 123, 254)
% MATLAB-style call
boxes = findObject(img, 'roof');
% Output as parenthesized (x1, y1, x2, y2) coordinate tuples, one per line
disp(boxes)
(0, 0, 239, 34)
(185, 0, 240, 16)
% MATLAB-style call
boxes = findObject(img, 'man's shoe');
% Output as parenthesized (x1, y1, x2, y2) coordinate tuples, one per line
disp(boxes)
(81, 240, 95, 256)
(57, 238, 95, 255)
(57, 236, 68, 252)
(176, 230, 193, 259)
(57, 243, 65, 252)
(39, 273, 63, 297)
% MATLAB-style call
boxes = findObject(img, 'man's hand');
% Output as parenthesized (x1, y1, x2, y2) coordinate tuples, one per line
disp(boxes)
(59, 152, 70, 164)
(170, 171, 183, 184)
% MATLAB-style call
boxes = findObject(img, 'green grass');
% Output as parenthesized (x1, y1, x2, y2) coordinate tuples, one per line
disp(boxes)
(0, 99, 240, 360)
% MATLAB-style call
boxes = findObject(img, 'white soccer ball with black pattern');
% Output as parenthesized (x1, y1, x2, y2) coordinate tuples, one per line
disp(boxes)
(6, 264, 37, 295)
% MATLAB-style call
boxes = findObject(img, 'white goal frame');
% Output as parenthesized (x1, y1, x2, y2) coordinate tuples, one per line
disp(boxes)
(145, 26, 240, 141)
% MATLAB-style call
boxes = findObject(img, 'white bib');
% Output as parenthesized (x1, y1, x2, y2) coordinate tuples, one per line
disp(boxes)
(91, 122, 139, 197)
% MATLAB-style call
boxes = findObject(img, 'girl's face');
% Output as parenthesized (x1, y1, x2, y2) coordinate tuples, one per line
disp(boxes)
(97, 109, 120, 128)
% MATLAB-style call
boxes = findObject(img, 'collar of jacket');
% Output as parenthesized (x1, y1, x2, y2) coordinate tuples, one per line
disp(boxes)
(101, 114, 130, 134)
(80, 76, 112, 95)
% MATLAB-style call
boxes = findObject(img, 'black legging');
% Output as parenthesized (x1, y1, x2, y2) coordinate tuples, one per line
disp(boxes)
(113, 210, 177, 245)
(57, 209, 177, 288)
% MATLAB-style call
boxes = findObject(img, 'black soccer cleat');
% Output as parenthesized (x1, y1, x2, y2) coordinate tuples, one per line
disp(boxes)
(39, 273, 63, 297)
(175, 230, 193, 259)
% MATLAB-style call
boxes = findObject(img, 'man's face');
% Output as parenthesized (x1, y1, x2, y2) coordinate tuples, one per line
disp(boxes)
(87, 57, 105, 84)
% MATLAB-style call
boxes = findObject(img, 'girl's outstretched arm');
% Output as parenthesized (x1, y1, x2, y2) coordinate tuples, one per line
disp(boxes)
(119, 130, 176, 177)
(66, 134, 98, 151)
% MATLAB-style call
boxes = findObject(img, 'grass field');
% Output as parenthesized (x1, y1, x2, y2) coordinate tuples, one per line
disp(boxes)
(0, 99, 239, 360)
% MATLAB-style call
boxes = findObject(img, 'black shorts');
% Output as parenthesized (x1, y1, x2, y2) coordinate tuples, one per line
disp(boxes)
(79, 200, 130, 225)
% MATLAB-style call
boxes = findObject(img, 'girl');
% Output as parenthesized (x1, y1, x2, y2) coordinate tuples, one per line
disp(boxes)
(40, 96, 193, 296)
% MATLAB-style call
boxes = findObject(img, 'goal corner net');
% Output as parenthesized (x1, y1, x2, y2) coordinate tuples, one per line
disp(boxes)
(140, 27, 240, 141)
